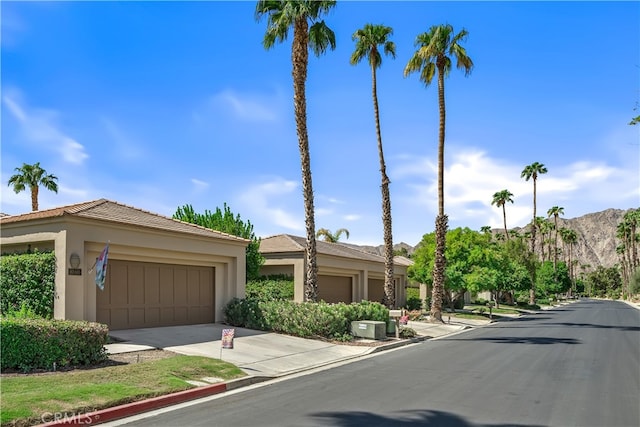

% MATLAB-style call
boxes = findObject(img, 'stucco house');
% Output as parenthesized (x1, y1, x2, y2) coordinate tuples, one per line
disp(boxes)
(0, 199, 249, 330)
(259, 234, 409, 307)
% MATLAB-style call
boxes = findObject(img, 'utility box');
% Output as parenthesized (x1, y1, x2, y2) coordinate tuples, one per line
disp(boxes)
(387, 319, 397, 334)
(351, 321, 386, 340)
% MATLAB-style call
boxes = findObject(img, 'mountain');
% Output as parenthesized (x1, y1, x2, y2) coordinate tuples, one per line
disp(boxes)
(352, 208, 636, 272)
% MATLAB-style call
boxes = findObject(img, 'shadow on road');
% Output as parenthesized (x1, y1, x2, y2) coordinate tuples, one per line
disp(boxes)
(542, 322, 640, 332)
(310, 409, 544, 427)
(443, 336, 581, 345)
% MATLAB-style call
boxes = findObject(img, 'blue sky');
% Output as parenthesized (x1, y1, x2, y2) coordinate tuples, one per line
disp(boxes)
(2, 1, 639, 246)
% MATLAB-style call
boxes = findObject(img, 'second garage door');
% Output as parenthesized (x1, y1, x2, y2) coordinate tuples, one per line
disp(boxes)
(97, 260, 215, 330)
(317, 275, 352, 303)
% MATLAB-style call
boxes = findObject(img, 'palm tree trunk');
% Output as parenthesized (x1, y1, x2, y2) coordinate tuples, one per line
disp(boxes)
(502, 205, 509, 241)
(430, 63, 447, 323)
(292, 18, 318, 302)
(553, 216, 559, 272)
(371, 65, 395, 308)
(31, 186, 39, 211)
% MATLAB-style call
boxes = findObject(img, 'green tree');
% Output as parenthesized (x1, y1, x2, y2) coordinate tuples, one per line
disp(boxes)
(7, 162, 59, 211)
(256, 0, 336, 301)
(173, 204, 264, 280)
(491, 189, 514, 241)
(404, 24, 473, 322)
(536, 261, 571, 298)
(350, 23, 396, 308)
(584, 266, 622, 298)
(547, 206, 565, 271)
(315, 228, 349, 243)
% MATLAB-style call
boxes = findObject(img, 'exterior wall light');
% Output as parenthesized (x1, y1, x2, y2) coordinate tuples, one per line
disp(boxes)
(69, 253, 81, 269)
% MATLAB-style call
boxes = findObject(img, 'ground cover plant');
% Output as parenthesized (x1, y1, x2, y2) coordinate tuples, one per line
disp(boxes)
(1, 355, 244, 426)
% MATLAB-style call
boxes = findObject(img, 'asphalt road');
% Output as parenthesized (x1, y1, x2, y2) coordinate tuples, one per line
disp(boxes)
(113, 299, 639, 427)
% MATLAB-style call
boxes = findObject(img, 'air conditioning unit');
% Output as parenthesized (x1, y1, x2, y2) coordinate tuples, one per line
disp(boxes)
(351, 320, 386, 340)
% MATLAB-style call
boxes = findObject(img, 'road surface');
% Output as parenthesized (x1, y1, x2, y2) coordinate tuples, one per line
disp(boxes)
(110, 299, 640, 427)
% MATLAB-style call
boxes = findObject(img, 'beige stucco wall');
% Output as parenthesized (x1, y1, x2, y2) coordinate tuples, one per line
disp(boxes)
(1, 216, 247, 323)
(260, 252, 407, 307)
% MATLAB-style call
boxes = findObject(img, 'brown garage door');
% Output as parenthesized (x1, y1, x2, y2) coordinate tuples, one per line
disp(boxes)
(367, 278, 384, 304)
(97, 260, 214, 330)
(317, 275, 352, 303)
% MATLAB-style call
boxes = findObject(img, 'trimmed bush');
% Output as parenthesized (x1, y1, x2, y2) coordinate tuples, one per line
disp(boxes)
(246, 276, 294, 301)
(223, 298, 389, 341)
(0, 251, 56, 318)
(1, 318, 108, 372)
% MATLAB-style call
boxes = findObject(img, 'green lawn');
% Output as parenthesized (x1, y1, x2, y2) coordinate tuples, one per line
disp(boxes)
(1, 355, 245, 426)
(464, 305, 521, 315)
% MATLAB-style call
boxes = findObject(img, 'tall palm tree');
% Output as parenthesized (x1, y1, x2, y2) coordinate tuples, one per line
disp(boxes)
(491, 189, 514, 241)
(7, 162, 59, 211)
(316, 228, 349, 243)
(547, 206, 565, 271)
(256, 0, 336, 302)
(404, 24, 473, 322)
(521, 162, 546, 305)
(561, 227, 578, 295)
(521, 162, 547, 252)
(350, 23, 396, 308)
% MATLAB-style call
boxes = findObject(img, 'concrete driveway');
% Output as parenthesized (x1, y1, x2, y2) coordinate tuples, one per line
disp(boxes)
(107, 323, 377, 378)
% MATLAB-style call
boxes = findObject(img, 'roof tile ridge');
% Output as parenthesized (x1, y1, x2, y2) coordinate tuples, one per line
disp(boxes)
(283, 234, 306, 251)
(334, 241, 385, 260)
(103, 200, 250, 242)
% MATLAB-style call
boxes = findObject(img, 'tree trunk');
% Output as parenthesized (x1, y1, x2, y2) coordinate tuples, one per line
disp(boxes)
(31, 185, 39, 211)
(371, 65, 395, 309)
(430, 62, 447, 323)
(502, 205, 509, 241)
(292, 18, 318, 302)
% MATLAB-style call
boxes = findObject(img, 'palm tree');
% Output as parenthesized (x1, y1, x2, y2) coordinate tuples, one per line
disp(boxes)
(560, 227, 578, 295)
(350, 23, 396, 308)
(256, 0, 336, 302)
(491, 189, 514, 241)
(404, 24, 473, 323)
(521, 162, 546, 305)
(547, 206, 565, 271)
(316, 228, 349, 243)
(7, 162, 59, 211)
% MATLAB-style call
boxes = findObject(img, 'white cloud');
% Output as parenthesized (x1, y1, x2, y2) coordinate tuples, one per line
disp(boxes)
(2, 93, 89, 165)
(344, 214, 362, 221)
(238, 177, 303, 234)
(211, 89, 279, 122)
(393, 146, 639, 235)
(190, 178, 210, 192)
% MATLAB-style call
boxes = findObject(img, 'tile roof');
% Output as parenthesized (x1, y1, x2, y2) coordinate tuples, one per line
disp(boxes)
(0, 199, 249, 243)
(260, 234, 388, 263)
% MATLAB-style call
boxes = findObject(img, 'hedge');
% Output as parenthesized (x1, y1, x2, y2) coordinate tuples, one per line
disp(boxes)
(0, 251, 56, 318)
(1, 318, 108, 372)
(224, 298, 389, 341)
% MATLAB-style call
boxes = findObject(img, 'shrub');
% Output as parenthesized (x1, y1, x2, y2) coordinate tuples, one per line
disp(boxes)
(0, 251, 56, 318)
(1, 318, 108, 372)
(246, 276, 294, 301)
(405, 296, 422, 311)
(399, 326, 417, 339)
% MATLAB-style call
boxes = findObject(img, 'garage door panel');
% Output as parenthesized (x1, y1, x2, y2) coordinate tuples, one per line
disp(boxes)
(128, 265, 144, 305)
(97, 260, 214, 330)
(368, 278, 384, 304)
(145, 267, 160, 305)
(111, 263, 129, 306)
(146, 307, 160, 324)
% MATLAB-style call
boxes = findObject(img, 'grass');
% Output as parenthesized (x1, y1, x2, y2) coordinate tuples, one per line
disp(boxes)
(1, 355, 245, 426)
